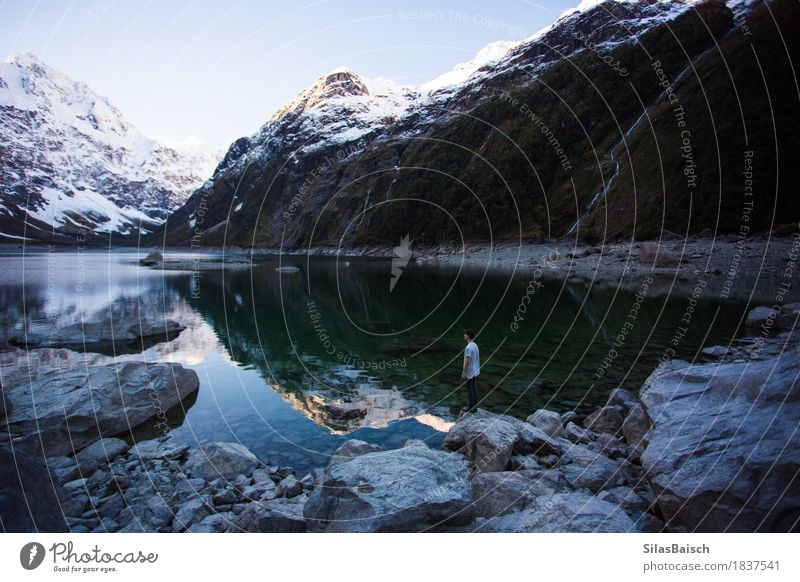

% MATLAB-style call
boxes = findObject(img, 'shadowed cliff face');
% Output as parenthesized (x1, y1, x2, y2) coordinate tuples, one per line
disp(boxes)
(150, 0, 798, 251)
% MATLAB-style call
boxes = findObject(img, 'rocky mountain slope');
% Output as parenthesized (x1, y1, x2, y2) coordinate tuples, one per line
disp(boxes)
(0, 53, 220, 243)
(153, 0, 798, 250)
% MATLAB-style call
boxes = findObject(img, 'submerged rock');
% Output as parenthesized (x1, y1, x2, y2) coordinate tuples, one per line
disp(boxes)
(1, 361, 199, 456)
(9, 316, 185, 348)
(304, 446, 474, 532)
(138, 250, 163, 266)
(640, 345, 800, 532)
(329, 439, 383, 466)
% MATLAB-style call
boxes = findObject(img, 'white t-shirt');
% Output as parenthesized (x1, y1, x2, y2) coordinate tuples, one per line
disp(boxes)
(464, 341, 480, 379)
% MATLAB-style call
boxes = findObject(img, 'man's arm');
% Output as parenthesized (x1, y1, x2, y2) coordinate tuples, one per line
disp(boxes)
(462, 356, 472, 380)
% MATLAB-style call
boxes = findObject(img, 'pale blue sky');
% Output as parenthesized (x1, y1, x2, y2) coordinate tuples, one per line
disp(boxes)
(0, 0, 577, 150)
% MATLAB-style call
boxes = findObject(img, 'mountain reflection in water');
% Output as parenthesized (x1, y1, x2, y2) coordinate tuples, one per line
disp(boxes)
(0, 250, 758, 471)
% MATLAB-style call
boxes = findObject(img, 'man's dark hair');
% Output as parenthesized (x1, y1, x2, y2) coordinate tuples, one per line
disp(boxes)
(464, 329, 475, 340)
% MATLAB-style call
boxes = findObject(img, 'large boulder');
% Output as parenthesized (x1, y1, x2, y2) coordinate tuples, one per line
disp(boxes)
(444, 409, 562, 473)
(1, 362, 199, 456)
(470, 469, 569, 517)
(0, 445, 69, 532)
(640, 347, 800, 532)
(526, 409, 564, 438)
(443, 410, 519, 473)
(477, 490, 642, 532)
(304, 446, 474, 532)
(186, 442, 261, 481)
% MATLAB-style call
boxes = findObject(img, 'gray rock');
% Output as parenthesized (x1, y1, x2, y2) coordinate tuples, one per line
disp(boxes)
(173, 496, 212, 532)
(583, 406, 623, 435)
(559, 444, 632, 492)
(777, 303, 800, 329)
(299, 474, 315, 490)
(701, 345, 730, 358)
(509, 455, 540, 471)
(74, 438, 130, 475)
(62, 494, 89, 518)
(188, 512, 235, 533)
(471, 469, 568, 517)
(564, 421, 596, 444)
(586, 432, 629, 460)
(621, 403, 650, 460)
(251, 468, 273, 484)
(561, 410, 579, 425)
(138, 250, 163, 267)
(231, 496, 307, 532)
(276, 475, 303, 499)
(597, 486, 650, 514)
(607, 388, 639, 414)
(514, 424, 565, 456)
(244, 480, 277, 500)
(304, 446, 474, 532)
(212, 488, 240, 506)
(526, 409, 564, 438)
(631, 511, 665, 533)
(97, 492, 125, 519)
(640, 348, 800, 532)
(329, 439, 383, 466)
(145, 496, 174, 529)
(47, 456, 80, 483)
(2, 362, 199, 456)
(477, 490, 642, 532)
(186, 442, 260, 481)
(443, 409, 520, 473)
(130, 438, 190, 462)
(746, 306, 778, 330)
(10, 315, 184, 347)
(403, 439, 429, 449)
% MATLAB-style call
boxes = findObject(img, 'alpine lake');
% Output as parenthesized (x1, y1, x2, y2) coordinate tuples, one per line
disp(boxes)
(0, 249, 769, 472)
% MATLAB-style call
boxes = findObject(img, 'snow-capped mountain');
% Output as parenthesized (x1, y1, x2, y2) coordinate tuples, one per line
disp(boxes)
(0, 52, 220, 243)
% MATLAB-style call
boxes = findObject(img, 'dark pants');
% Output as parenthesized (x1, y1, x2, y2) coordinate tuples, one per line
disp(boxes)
(466, 376, 478, 411)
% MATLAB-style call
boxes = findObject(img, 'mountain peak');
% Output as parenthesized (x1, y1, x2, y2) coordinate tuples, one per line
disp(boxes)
(4, 51, 43, 66)
(275, 67, 371, 118)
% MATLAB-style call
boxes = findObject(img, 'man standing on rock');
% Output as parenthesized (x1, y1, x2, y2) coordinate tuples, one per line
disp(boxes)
(461, 329, 480, 413)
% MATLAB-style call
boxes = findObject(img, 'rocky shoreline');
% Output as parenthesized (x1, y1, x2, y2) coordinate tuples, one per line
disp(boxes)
(2, 321, 797, 533)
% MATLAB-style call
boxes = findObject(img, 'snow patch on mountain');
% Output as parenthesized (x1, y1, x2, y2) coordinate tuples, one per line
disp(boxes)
(0, 52, 221, 241)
